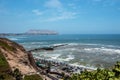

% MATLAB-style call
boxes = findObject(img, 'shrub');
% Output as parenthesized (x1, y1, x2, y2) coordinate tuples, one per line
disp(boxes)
(24, 74, 43, 80)
(70, 62, 120, 80)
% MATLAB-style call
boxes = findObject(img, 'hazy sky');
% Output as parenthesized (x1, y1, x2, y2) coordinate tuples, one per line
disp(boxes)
(0, 0, 120, 34)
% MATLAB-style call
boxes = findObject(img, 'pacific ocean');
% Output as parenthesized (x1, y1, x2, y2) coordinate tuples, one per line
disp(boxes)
(7, 34, 120, 69)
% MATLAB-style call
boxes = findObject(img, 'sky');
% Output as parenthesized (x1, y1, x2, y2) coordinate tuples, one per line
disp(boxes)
(0, 0, 120, 34)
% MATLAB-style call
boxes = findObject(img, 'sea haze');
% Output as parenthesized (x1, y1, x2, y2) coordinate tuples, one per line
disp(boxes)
(7, 34, 120, 69)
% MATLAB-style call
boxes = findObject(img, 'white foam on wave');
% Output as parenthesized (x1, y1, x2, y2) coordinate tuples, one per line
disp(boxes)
(80, 43, 117, 47)
(80, 43, 101, 46)
(50, 54, 61, 60)
(66, 55, 74, 61)
(8, 38, 18, 40)
(84, 48, 91, 51)
(68, 43, 79, 46)
(30, 42, 47, 45)
(57, 55, 74, 61)
(102, 48, 120, 54)
(84, 47, 120, 54)
(52, 43, 66, 46)
(17, 36, 27, 39)
(52, 43, 117, 49)
(70, 63, 97, 70)
(70, 48, 77, 51)
(53, 43, 87, 46)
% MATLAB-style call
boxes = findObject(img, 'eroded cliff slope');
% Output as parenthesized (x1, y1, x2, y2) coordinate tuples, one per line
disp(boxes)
(0, 38, 37, 75)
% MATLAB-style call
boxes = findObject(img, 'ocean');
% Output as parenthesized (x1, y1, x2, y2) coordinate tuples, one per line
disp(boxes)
(7, 34, 120, 69)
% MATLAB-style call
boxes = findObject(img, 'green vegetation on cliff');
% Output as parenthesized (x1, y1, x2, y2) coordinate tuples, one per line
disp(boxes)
(0, 52, 14, 80)
(0, 53, 10, 72)
(69, 61, 120, 80)
(0, 40, 16, 51)
(0, 52, 43, 80)
(24, 74, 43, 80)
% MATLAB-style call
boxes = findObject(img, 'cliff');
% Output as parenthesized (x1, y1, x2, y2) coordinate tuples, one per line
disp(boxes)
(0, 38, 37, 75)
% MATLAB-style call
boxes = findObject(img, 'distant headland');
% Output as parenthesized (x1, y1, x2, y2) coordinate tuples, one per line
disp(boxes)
(26, 29, 58, 35)
(0, 29, 58, 36)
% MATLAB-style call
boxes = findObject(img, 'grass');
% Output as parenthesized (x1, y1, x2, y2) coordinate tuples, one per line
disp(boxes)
(0, 52, 14, 80)
(0, 52, 10, 72)
(0, 41, 16, 51)
(0, 73, 15, 80)
(24, 74, 43, 80)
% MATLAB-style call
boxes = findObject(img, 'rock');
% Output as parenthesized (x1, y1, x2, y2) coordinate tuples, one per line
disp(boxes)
(28, 47, 54, 52)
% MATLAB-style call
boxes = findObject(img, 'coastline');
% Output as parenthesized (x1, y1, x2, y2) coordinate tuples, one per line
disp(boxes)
(1, 36, 120, 80)
(6, 34, 120, 69)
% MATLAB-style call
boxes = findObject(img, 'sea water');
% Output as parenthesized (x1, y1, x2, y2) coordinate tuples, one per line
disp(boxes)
(7, 34, 120, 69)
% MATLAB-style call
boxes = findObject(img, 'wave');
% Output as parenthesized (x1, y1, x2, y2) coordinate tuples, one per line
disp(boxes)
(52, 42, 118, 48)
(7, 36, 27, 41)
(18, 37, 27, 39)
(68, 43, 79, 46)
(52, 43, 67, 46)
(84, 47, 120, 54)
(69, 63, 97, 70)
(29, 42, 47, 45)
(51, 43, 79, 47)
(8, 38, 19, 41)
(50, 54, 61, 60)
(57, 55, 74, 61)
(65, 42, 103, 46)
(41, 53, 61, 60)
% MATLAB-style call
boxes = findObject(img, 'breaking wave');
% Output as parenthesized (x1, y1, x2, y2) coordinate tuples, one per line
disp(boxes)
(84, 47, 120, 54)
(8, 38, 19, 40)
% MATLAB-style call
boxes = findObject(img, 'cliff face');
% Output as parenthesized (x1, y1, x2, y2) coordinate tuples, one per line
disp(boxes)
(0, 38, 37, 75)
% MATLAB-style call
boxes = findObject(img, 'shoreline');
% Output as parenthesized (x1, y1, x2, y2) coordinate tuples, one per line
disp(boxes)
(34, 58, 96, 74)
